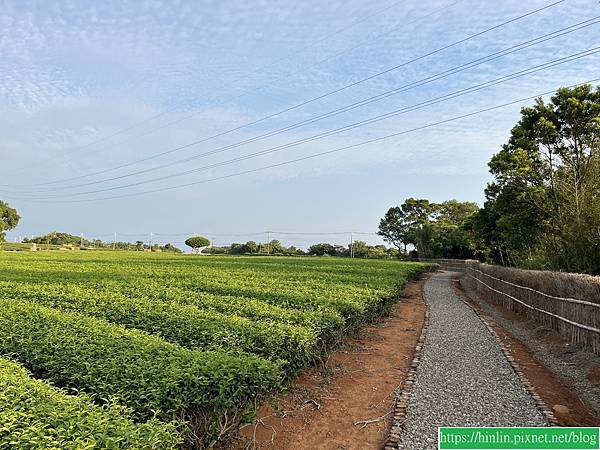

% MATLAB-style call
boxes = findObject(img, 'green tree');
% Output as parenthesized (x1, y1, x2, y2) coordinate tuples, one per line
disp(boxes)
(379, 198, 434, 257)
(308, 243, 335, 256)
(367, 245, 387, 259)
(0, 201, 20, 243)
(472, 84, 600, 273)
(244, 241, 259, 254)
(185, 236, 210, 254)
(349, 240, 369, 258)
(434, 200, 479, 225)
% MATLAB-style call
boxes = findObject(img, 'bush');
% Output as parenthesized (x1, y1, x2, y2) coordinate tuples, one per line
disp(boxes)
(0, 357, 181, 449)
(0, 282, 318, 370)
(0, 299, 281, 444)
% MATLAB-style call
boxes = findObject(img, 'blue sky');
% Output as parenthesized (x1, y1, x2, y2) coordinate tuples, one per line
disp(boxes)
(1, 0, 598, 249)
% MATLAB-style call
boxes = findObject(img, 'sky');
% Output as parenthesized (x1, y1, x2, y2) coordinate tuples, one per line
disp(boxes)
(0, 0, 599, 250)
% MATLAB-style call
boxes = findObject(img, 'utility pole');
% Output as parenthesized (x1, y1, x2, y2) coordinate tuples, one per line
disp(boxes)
(149, 232, 153, 251)
(350, 232, 354, 258)
(113, 232, 117, 250)
(267, 231, 271, 255)
(80, 233, 84, 248)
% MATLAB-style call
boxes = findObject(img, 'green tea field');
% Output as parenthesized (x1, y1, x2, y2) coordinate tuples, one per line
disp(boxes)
(0, 252, 433, 448)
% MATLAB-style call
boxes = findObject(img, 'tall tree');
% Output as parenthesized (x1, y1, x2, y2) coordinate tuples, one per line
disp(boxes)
(379, 198, 435, 256)
(378, 206, 410, 253)
(472, 84, 600, 273)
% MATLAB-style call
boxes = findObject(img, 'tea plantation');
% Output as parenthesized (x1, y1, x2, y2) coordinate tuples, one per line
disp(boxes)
(0, 252, 433, 448)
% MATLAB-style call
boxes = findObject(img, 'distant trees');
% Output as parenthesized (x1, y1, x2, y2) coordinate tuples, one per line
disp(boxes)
(22, 232, 181, 252)
(206, 240, 306, 256)
(25, 232, 81, 246)
(378, 198, 479, 259)
(0, 201, 20, 243)
(201, 239, 395, 258)
(185, 236, 210, 254)
(306, 241, 397, 259)
(307, 243, 337, 256)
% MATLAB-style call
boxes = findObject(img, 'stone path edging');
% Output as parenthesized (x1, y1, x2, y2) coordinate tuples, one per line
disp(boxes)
(384, 285, 430, 450)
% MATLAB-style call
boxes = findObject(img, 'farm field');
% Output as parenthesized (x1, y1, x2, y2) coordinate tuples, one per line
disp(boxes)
(0, 251, 433, 448)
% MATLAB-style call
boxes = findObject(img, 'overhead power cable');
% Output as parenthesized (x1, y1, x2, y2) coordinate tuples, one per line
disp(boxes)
(8, 77, 599, 204)
(5, 0, 564, 188)
(7, 46, 598, 199)
(8, 16, 596, 193)
(10, 0, 410, 174)
(52, 1, 460, 167)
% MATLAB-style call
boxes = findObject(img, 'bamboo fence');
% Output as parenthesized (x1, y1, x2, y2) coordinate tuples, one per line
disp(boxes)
(420, 258, 600, 355)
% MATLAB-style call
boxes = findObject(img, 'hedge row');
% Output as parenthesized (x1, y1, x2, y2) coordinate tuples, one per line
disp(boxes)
(0, 282, 318, 369)
(0, 299, 281, 444)
(0, 357, 181, 449)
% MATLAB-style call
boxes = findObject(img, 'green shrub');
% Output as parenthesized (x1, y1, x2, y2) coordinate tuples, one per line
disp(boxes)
(0, 357, 181, 449)
(0, 299, 281, 444)
(0, 282, 318, 369)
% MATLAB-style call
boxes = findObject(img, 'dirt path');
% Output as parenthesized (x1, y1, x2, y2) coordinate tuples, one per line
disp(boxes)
(232, 277, 427, 450)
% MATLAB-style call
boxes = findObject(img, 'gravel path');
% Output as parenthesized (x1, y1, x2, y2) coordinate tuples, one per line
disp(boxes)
(461, 279, 600, 417)
(398, 271, 547, 449)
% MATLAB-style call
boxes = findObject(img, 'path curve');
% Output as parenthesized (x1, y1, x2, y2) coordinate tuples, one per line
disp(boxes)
(397, 271, 547, 449)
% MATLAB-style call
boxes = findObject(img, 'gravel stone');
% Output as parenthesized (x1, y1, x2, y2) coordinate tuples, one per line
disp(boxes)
(398, 272, 547, 449)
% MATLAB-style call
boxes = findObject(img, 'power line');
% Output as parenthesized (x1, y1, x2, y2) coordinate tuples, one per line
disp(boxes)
(77, 0, 460, 163)
(9, 46, 598, 199)
(6, 0, 564, 188)
(10, 0, 410, 175)
(8, 17, 596, 193)
(10, 77, 599, 204)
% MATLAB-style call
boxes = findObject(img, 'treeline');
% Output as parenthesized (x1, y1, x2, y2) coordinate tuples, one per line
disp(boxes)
(379, 199, 480, 260)
(379, 85, 600, 275)
(23, 232, 182, 253)
(204, 240, 304, 255)
(203, 239, 398, 258)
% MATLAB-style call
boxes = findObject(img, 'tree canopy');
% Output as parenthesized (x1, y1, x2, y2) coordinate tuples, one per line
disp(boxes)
(469, 84, 600, 273)
(0, 201, 20, 243)
(377, 85, 600, 274)
(378, 198, 478, 259)
(185, 236, 210, 253)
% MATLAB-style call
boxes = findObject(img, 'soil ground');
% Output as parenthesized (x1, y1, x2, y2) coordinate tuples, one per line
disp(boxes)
(453, 279, 600, 426)
(231, 277, 427, 450)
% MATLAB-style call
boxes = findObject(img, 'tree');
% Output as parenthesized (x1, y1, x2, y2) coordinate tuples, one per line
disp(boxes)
(185, 236, 210, 254)
(367, 245, 387, 259)
(308, 243, 335, 256)
(160, 243, 182, 253)
(379, 198, 480, 259)
(429, 200, 479, 259)
(378, 198, 434, 256)
(434, 200, 479, 225)
(378, 207, 409, 254)
(472, 84, 600, 273)
(0, 201, 20, 243)
(349, 240, 369, 258)
(244, 241, 259, 254)
(267, 240, 284, 254)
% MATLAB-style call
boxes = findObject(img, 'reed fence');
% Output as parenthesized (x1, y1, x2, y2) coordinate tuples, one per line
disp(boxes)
(419, 258, 600, 355)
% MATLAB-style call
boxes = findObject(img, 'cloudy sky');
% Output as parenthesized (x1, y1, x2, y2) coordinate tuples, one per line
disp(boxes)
(0, 0, 598, 249)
